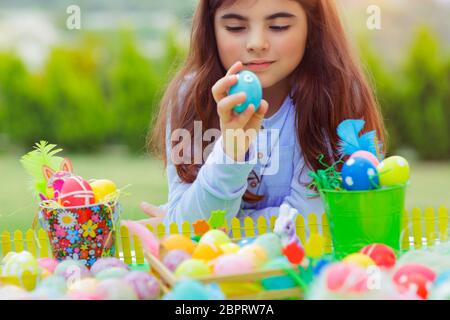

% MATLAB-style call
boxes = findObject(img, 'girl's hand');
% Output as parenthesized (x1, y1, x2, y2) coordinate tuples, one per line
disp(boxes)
(212, 61, 268, 162)
(138, 201, 167, 229)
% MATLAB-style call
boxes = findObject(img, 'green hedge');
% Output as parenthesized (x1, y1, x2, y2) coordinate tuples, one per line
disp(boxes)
(0, 27, 448, 159)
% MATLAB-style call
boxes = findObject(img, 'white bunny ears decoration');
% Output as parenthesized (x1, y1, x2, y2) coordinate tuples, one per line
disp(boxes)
(274, 203, 300, 247)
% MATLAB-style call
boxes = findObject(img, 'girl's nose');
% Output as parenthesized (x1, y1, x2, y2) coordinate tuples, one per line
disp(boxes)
(246, 28, 269, 52)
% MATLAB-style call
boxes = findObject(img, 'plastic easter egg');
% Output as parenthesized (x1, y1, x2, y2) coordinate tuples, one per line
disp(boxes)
(393, 264, 436, 283)
(261, 257, 296, 290)
(37, 275, 67, 294)
(59, 176, 95, 207)
(54, 260, 91, 280)
(199, 229, 231, 247)
(162, 234, 196, 254)
(343, 253, 376, 268)
(1, 251, 39, 278)
(237, 244, 268, 267)
(360, 243, 396, 269)
(434, 270, 450, 288)
(229, 70, 262, 113)
(90, 257, 129, 275)
(378, 156, 410, 187)
(163, 279, 225, 300)
(90, 179, 117, 203)
(254, 233, 283, 260)
(96, 279, 138, 300)
(175, 259, 211, 278)
(123, 271, 161, 300)
(396, 273, 431, 300)
(37, 258, 59, 274)
(313, 258, 332, 276)
(237, 237, 256, 247)
(163, 250, 192, 272)
(342, 157, 379, 191)
(212, 254, 254, 275)
(350, 151, 380, 167)
(326, 262, 369, 293)
(67, 278, 100, 296)
(192, 243, 222, 261)
(219, 243, 240, 254)
(95, 267, 128, 280)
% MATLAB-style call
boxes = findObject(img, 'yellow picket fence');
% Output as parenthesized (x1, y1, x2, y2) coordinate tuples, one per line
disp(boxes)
(1, 207, 448, 265)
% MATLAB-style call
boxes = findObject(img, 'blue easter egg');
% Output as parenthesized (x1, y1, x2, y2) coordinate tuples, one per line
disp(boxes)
(313, 258, 332, 276)
(229, 70, 262, 113)
(342, 157, 379, 191)
(435, 270, 450, 288)
(238, 237, 256, 247)
(261, 257, 296, 290)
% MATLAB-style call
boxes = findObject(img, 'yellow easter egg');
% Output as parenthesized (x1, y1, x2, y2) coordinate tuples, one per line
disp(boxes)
(192, 243, 222, 261)
(219, 243, 240, 254)
(237, 244, 268, 268)
(343, 253, 375, 268)
(90, 179, 117, 203)
(1, 251, 39, 278)
(162, 234, 196, 254)
(200, 230, 231, 247)
(175, 259, 211, 278)
(377, 156, 410, 187)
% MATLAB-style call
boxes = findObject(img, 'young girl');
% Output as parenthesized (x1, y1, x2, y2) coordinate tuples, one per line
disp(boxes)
(141, 0, 386, 226)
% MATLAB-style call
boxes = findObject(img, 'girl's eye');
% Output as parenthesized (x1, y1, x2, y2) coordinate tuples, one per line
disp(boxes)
(270, 25, 290, 31)
(225, 26, 245, 32)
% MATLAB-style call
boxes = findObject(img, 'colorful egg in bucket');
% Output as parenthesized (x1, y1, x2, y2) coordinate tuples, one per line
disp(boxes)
(377, 156, 410, 187)
(229, 70, 262, 113)
(59, 176, 95, 207)
(342, 157, 379, 191)
(349, 150, 380, 167)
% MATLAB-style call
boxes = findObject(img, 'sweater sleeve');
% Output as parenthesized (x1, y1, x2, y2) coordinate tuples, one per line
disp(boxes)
(163, 131, 257, 226)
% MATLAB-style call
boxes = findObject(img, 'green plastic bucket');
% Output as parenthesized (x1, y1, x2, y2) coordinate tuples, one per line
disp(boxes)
(320, 185, 406, 260)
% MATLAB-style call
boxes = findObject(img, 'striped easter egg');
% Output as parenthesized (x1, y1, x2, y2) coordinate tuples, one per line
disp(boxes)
(59, 176, 95, 207)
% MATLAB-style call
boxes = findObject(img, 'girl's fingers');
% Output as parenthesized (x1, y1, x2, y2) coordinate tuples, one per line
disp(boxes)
(217, 92, 247, 123)
(212, 75, 238, 103)
(255, 99, 269, 119)
(226, 61, 243, 76)
(235, 104, 256, 127)
(140, 201, 167, 218)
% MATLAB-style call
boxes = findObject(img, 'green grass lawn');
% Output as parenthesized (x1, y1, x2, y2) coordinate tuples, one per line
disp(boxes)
(0, 152, 449, 231)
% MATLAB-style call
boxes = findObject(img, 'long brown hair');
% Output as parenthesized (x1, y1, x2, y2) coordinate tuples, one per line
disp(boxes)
(150, 0, 386, 202)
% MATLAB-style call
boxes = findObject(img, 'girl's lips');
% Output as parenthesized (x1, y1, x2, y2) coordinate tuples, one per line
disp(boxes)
(244, 61, 274, 72)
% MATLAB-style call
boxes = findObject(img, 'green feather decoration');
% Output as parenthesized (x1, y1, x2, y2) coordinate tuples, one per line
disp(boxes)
(20, 141, 64, 197)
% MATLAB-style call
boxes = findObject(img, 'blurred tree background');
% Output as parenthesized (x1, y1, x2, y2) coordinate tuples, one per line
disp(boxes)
(0, 0, 449, 230)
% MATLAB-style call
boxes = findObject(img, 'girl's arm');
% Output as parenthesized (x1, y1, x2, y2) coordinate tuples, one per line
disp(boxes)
(164, 134, 257, 226)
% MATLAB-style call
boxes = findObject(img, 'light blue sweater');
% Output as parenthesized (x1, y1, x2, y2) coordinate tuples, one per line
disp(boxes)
(161, 89, 325, 226)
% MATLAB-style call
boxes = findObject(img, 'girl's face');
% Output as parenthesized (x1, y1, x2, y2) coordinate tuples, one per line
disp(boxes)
(214, 0, 308, 89)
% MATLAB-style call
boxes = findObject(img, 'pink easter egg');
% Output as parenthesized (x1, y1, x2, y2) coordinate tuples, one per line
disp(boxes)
(163, 250, 191, 272)
(37, 258, 59, 274)
(350, 151, 380, 167)
(326, 262, 369, 293)
(393, 264, 436, 283)
(59, 176, 95, 207)
(90, 257, 129, 275)
(123, 271, 161, 300)
(212, 254, 255, 276)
